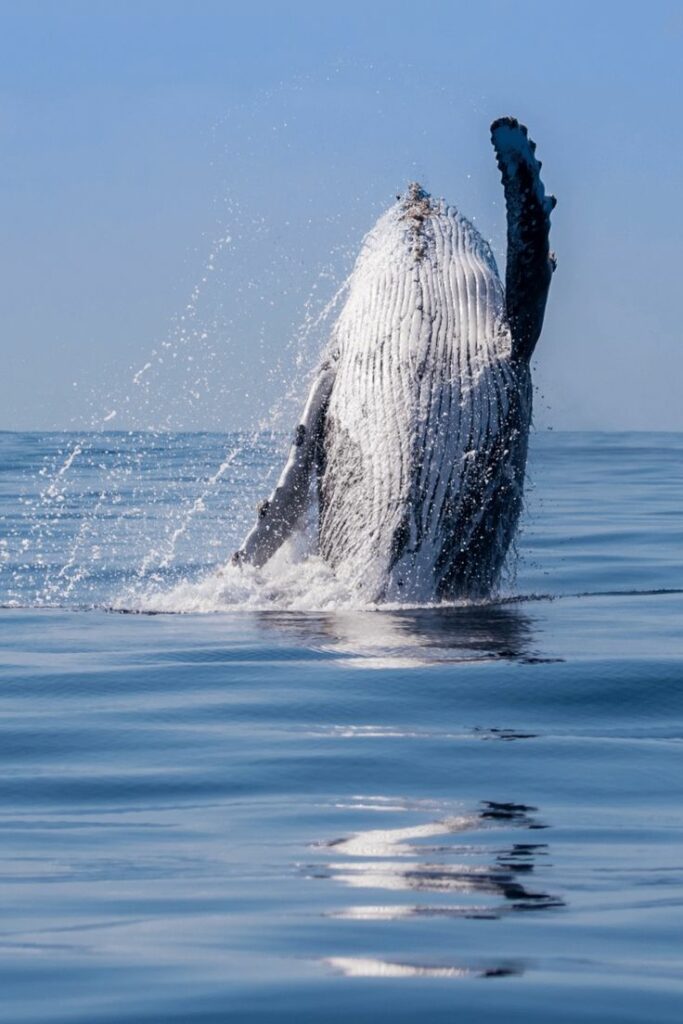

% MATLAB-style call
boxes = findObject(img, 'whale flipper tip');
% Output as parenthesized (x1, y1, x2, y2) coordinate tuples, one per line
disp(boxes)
(490, 115, 519, 132)
(491, 116, 556, 361)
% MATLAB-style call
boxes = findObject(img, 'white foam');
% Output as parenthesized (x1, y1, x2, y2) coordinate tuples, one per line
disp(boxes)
(114, 512, 491, 615)
(118, 540, 359, 614)
(115, 552, 488, 615)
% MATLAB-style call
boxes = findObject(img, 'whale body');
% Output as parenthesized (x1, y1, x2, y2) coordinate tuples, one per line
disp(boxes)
(235, 117, 556, 602)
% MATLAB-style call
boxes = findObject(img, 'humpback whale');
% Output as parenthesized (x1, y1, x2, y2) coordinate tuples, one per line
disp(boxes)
(234, 117, 556, 602)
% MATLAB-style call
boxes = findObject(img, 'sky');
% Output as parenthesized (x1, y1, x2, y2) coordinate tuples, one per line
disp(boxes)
(1, 0, 682, 431)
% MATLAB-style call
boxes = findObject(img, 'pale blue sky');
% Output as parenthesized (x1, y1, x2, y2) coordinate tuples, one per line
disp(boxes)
(2, 1, 682, 430)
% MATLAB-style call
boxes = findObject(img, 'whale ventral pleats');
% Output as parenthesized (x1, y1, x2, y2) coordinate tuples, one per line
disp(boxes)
(399, 182, 434, 260)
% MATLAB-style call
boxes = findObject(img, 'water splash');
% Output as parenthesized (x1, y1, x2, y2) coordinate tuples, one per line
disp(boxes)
(4, 209, 349, 610)
(137, 445, 241, 578)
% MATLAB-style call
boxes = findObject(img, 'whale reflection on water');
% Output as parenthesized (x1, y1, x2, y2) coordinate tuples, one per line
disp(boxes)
(325, 957, 524, 979)
(307, 799, 563, 978)
(310, 800, 561, 918)
(258, 601, 559, 669)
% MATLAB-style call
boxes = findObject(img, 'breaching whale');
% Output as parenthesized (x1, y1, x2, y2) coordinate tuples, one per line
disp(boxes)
(234, 117, 556, 602)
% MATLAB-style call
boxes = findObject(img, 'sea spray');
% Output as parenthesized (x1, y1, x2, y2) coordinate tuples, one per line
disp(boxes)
(5, 219, 349, 609)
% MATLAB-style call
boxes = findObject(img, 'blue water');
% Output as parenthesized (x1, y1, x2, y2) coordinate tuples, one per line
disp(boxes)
(0, 431, 682, 1023)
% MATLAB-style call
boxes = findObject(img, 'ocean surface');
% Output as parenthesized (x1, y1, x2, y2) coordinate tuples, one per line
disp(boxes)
(0, 429, 682, 1023)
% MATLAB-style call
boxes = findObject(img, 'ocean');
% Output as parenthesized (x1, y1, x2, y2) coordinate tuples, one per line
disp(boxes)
(0, 429, 681, 1023)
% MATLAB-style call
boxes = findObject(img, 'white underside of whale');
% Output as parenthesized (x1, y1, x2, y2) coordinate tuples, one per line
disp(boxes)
(319, 197, 526, 602)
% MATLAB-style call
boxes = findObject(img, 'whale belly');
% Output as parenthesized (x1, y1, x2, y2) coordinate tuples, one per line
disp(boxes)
(318, 202, 529, 601)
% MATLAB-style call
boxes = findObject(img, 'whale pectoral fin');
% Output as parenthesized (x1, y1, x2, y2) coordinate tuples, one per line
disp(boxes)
(233, 358, 336, 569)
(491, 116, 556, 362)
